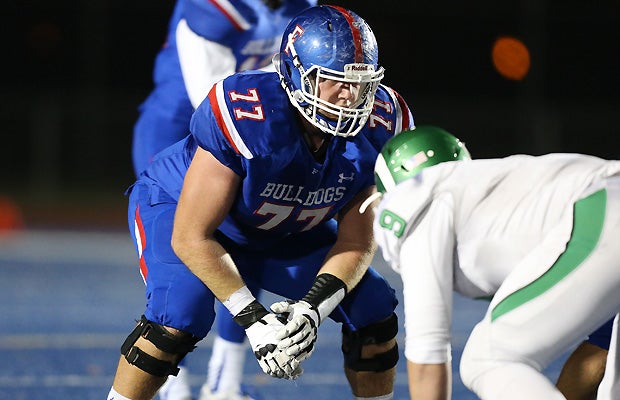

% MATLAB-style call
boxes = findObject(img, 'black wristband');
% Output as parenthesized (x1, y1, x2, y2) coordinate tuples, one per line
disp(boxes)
(301, 273, 347, 321)
(232, 300, 269, 329)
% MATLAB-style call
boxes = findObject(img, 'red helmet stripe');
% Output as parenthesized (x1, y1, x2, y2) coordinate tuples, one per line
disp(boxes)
(329, 6, 363, 62)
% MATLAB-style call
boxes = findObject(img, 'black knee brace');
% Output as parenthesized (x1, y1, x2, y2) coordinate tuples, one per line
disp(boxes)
(120, 315, 200, 377)
(341, 313, 399, 372)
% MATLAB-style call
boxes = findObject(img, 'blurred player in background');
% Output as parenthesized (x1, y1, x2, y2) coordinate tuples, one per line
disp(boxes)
(371, 126, 620, 399)
(557, 319, 613, 399)
(597, 315, 620, 399)
(131, 1, 316, 399)
(110, 4, 414, 400)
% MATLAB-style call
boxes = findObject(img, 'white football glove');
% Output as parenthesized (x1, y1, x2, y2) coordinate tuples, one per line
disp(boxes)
(271, 274, 347, 363)
(237, 301, 303, 379)
(271, 300, 319, 362)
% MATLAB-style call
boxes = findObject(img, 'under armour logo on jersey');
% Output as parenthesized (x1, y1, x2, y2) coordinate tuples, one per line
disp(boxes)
(312, 168, 319, 174)
(338, 172, 355, 183)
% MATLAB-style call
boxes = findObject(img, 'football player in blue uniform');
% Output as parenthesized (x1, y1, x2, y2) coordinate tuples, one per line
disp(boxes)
(133, 0, 317, 173)
(109, 5, 414, 400)
(131, 1, 316, 399)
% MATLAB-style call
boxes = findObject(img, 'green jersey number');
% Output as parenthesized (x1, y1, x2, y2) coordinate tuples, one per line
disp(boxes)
(379, 209, 407, 238)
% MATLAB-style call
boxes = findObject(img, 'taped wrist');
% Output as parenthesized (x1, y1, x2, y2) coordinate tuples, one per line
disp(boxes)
(224, 286, 268, 329)
(223, 285, 255, 316)
(301, 273, 347, 323)
(233, 300, 269, 329)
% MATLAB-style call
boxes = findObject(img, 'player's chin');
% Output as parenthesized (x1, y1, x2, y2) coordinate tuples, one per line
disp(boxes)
(317, 110, 339, 121)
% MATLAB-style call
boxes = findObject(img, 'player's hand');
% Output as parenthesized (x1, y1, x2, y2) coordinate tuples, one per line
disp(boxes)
(244, 312, 303, 379)
(271, 300, 319, 362)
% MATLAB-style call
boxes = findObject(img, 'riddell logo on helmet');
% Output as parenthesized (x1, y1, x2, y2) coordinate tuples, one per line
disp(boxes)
(345, 63, 375, 78)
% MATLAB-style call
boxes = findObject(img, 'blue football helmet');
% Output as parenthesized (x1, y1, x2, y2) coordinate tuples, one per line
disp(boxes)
(273, 5, 385, 137)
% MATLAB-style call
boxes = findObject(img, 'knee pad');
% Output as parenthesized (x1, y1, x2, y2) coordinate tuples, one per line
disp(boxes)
(120, 315, 200, 377)
(341, 313, 399, 372)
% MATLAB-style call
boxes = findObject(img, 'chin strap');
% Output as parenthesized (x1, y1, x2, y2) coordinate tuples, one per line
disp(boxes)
(359, 191, 383, 214)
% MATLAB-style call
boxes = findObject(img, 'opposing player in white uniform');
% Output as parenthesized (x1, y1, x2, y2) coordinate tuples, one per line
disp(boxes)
(371, 126, 620, 399)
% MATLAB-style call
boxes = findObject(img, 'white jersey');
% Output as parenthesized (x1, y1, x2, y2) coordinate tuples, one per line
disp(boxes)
(374, 153, 620, 364)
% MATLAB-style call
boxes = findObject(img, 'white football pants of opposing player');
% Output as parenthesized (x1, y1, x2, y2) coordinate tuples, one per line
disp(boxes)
(460, 178, 620, 400)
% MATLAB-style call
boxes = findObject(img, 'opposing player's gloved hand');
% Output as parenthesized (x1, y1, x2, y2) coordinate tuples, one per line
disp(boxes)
(233, 299, 302, 379)
(271, 300, 319, 362)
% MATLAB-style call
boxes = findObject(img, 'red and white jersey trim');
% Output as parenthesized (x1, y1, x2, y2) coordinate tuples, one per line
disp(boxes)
(210, 81, 254, 159)
(207, 0, 252, 31)
(383, 85, 413, 133)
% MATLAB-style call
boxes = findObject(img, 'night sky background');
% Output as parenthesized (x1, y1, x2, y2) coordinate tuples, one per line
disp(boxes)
(3, 0, 619, 227)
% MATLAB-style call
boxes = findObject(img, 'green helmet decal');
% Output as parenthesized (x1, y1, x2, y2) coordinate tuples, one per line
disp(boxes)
(374, 125, 471, 193)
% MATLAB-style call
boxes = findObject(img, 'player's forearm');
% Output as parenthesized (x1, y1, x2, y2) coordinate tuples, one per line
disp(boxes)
(172, 235, 245, 301)
(319, 241, 376, 291)
(326, 186, 377, 290)
(407, 360, 451, 400)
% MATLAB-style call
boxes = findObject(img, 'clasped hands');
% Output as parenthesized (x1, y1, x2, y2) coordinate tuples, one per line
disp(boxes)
(245, 300, 319, 380)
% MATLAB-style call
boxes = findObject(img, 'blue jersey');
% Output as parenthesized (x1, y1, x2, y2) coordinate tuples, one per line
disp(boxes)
(180, 0, 315, 70)
(161, 0, 316, 75)
(133, 0, 316, 174)
(139, 70, 414, 249)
